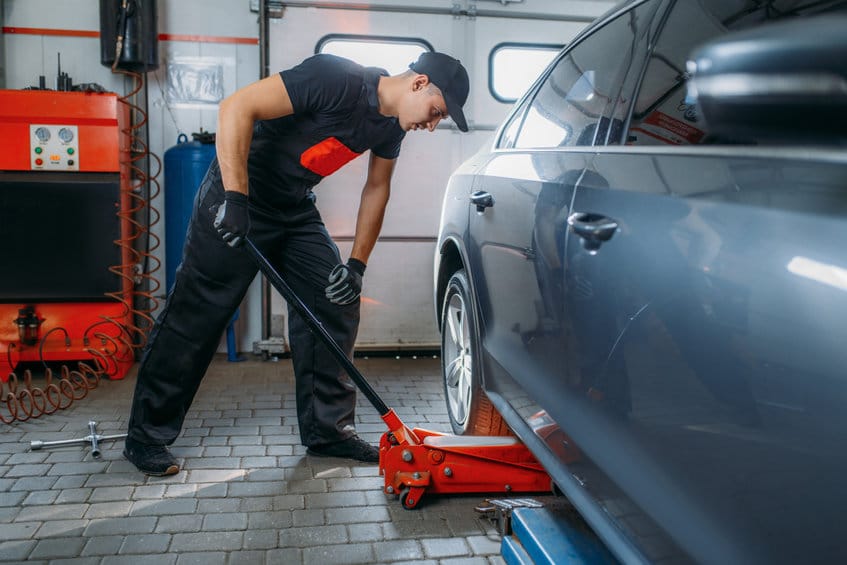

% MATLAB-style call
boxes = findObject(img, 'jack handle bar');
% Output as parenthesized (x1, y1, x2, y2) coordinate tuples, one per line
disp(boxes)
(245, 238, 390, 416)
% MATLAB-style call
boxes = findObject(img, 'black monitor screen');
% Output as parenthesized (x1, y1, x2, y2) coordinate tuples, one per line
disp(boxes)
(0, 171, 123, 302)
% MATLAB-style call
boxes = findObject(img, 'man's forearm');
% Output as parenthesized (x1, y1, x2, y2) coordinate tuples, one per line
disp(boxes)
(215, 74, 295, 196)
(350, 181, 391, 264)
(216, 96, 254, 195)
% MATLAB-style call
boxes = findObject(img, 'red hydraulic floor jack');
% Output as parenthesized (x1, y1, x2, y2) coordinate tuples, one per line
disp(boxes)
(246, 240, 551, 509)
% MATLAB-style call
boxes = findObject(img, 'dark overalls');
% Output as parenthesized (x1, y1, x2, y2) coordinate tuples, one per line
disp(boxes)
(127, 54, 405, 448)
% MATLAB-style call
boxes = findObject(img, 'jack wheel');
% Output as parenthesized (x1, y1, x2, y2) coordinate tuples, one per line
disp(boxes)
(399, 487, 417, 510)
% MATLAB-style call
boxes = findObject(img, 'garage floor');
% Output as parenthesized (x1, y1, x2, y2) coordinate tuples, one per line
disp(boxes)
(0, 355, 509, 564)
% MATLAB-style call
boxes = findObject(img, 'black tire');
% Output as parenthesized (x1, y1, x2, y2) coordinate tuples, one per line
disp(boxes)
(440, 270, 511, 436)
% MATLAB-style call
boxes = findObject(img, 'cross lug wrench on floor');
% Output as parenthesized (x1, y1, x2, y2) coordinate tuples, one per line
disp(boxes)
(246, 238, 552, 509)
(30, 420, 126, 459)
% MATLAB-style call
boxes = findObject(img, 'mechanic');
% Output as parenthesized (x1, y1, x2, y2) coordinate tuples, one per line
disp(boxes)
(123, 51, 470, 475)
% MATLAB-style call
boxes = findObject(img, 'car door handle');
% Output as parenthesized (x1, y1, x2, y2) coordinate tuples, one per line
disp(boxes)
(470, 191, 495, 213)
(568, 212, 619, 243)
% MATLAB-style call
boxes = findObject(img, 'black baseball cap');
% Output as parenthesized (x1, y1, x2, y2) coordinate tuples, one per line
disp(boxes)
(409, 52, 470, 132)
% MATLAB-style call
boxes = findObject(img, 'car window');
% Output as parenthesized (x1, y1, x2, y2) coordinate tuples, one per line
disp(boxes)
(624, 2, 727, 146)
(513, 0, 662, 149)
(622, 0, 847, 146)
(498, 95, 532, 150)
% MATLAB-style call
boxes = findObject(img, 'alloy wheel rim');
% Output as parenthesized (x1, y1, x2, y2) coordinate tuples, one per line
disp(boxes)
(444, 290, 472, 427)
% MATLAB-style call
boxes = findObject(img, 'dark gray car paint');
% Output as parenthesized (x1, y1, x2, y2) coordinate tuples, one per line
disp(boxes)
(435, 0, 847, 562)
(459, 143, 847, 564)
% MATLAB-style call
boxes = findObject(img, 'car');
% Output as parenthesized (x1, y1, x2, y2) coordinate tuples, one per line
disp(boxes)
(433, 1, 847, 563)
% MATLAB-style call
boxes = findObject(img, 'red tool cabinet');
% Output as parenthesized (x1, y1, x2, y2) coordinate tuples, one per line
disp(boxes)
(0, 90, 134, 381)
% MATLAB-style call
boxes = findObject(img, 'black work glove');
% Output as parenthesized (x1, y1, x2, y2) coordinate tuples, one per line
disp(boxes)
(213, 191, 250, 248)
(325, 259, 366, 305)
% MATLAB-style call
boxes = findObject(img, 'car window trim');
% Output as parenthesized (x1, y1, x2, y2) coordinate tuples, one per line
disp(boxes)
(611, 0, 678, 146)
(495, 90, 534, 150)
(591, 143, 847, 163)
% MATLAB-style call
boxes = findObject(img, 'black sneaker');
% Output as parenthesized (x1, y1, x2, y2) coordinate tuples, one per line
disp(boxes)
(123, 436, 180, 476)
(307, 435, 379, 463)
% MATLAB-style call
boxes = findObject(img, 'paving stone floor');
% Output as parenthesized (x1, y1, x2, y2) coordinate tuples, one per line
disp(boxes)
(0, 355, 509, 564)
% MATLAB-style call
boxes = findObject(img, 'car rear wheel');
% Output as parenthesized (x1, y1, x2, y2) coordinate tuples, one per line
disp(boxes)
(441, 269, 510, 436)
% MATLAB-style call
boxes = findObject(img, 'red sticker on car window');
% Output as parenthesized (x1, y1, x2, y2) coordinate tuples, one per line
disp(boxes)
(300, 137, 362, 177)
(630, 111, 705, 145)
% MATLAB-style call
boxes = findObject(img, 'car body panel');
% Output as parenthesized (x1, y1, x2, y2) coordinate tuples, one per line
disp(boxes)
(434, 0, 847, 562)
(563, 148, 847, 563)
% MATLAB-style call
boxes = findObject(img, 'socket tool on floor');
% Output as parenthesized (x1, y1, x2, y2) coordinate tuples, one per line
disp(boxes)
(30, 420, 127, 458)
(245, 238, 551, 509)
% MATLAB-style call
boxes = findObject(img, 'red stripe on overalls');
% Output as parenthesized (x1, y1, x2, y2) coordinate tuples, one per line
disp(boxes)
(300, 137, 362, 177)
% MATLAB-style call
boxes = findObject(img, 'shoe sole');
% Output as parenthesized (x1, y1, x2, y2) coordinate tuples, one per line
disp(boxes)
(144, 464, 180, 476)
(123, 449, 180, 476)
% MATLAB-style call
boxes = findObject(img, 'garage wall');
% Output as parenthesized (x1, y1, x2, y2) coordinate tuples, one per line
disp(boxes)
(1, 0, 614, 352)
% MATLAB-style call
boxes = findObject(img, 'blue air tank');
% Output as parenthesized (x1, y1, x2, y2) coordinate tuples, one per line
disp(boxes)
(163, 131, 216, 291)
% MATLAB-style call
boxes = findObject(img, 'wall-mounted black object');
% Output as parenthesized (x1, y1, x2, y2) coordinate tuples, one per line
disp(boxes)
(99, 0, 159, 72)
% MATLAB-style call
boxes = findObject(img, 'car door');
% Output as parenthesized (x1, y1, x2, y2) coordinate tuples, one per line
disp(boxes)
(564, 1, 847, 563)
(464, 0, 662, 462)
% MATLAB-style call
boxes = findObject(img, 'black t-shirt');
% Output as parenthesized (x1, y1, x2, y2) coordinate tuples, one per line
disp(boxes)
(246, 54, 405, 209)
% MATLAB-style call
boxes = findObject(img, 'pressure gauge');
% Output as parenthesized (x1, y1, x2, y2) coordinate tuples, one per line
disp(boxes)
(29, 124, 80, 171)
(58, 127, 75, 143)
(34, 126, 51, 142)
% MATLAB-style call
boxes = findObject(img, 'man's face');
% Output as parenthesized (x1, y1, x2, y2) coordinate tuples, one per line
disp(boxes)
(399, 76, 448, 132)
